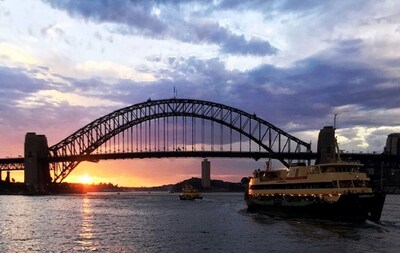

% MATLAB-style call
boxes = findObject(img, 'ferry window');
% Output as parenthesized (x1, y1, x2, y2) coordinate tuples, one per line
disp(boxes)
(339, 180, 353, 188)
(365, 180, 371, 187)
(250, 182, 338, 190)
(313, 167, 320, 174)
(326, 167, 336, 172)
(353, 180, 365, 188)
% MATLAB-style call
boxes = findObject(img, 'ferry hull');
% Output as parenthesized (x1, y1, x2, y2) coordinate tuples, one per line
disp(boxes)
(245, 192, 386, 222)
(179, 195, 203, 200)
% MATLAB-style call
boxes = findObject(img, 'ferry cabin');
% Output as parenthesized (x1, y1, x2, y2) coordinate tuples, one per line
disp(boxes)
(248, 162, 372, 202)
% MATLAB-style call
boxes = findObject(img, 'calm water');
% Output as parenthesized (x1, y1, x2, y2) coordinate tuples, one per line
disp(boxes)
(0, 192, 399, 253)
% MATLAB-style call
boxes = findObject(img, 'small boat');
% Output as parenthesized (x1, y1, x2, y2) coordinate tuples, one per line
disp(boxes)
(245, 127, 386, 222)
(179, 184, 203, 200)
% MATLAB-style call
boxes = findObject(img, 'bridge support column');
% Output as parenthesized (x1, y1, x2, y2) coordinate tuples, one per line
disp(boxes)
(201, 159, 211, 188)
(316, 126, 337, 164)
(24, 133, 51, 193)
(5, 171, 10, 183)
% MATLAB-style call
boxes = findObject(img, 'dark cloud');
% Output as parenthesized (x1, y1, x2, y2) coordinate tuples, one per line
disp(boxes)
(244, 60, 399, 130)
(214, 0, 365, 16)
(1, 35, 399, 149)
(45, 0, 167, 36)
(173, 21, 277, 56)
(219, 32, 277, 56)
(0, 66, 48, 95)
(148, 40, 399, 131)
(290, 46, 400, 115)
(206, 0, 321, 16)
(82, 39, 399, 132)
(43, 0, 277, 56)
(0, 67, 121, 145)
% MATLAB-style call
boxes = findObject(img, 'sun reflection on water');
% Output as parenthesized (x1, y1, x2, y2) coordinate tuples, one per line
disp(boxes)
(75, 196, 98, 251)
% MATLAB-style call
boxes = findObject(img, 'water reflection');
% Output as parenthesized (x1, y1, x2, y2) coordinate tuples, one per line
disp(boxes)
(247, 210, 388, 242)
(0, 197, 37, 251)
(287, 219, 364, 241)
(1, 193, 398, 252)
(75, 196, 98, 251)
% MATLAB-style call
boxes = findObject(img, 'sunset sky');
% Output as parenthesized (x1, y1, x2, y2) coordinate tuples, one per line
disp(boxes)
(1, 0, 400, 186)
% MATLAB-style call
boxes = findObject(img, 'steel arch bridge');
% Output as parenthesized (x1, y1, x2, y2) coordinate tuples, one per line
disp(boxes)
(49, 98, 311, 183)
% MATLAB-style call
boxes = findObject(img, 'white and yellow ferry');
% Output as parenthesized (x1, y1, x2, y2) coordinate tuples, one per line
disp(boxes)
(179, 184, 203, 200)
(245, 127, 386, 222)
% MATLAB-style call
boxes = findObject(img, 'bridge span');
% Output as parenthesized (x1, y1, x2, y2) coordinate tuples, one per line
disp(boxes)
(0, 98, 399, 193)
(47, 98, 313, 184)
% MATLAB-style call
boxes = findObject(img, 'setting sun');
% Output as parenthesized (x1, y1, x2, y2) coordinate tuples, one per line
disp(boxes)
(78, 174, 93, 185)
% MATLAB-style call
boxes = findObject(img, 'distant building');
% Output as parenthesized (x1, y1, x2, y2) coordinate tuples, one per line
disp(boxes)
(384, 133, 400, 155)
(201, 159, 211, 188)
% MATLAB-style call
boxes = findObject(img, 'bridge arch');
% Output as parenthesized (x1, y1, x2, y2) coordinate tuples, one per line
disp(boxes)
(49, 98, 311, 183)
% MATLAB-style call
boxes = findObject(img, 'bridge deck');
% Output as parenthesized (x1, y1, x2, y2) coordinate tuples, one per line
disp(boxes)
(1, 152, 399, 171)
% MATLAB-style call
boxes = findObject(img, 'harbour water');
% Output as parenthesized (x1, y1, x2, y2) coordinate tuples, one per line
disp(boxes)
(1, 192, 399, 252)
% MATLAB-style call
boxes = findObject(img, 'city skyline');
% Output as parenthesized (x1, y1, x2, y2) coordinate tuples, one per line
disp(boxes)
(1, 0, 400, 186)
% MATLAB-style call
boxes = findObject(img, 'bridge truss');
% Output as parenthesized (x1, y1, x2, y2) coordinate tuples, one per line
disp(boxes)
(0, 158, 25, 171)
(48, 99, 311, 183)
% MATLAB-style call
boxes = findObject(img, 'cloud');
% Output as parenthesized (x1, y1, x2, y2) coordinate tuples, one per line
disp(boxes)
(3, 0, 400, 155)
(2, 0, 400, 186)
(336, 126, 400, 152)
(332, 105, 400, 128)
(16, 89, 124, 108)
(0, 43, 39, 67)
(220, 34, 277, 56)
(44, 0, 167, 35)
(0, 66, 48, 95)
(41, 24, 65, 38)
(43, 0, 277, 56)
(76, 60, 156, 82)
(124, 43, 399, 134)
(0, 64, 124, 140)
(2, 35, 397, 143)
(235, 38, 400, 126)
(173, 20, 277, 56)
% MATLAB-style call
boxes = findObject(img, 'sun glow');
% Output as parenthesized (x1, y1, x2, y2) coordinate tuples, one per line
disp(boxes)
(79, 174, 94, 185)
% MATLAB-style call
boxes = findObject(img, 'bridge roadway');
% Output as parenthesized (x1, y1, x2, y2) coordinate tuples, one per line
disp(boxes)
(1, 152, 399, 171)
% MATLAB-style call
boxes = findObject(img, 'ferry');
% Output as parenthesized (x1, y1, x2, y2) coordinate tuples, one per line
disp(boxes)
(245, 127, 386, 222)
(179, 184, 203, 200)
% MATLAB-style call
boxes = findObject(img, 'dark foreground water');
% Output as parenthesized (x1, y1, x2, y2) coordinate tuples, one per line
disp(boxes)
(0, 192, 399, 253)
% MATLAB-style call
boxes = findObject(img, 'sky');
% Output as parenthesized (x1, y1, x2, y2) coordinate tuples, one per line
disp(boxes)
(1, 0, 400, 187)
